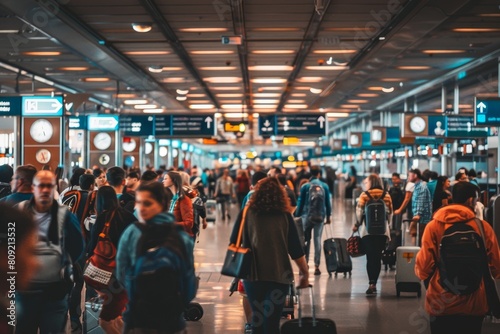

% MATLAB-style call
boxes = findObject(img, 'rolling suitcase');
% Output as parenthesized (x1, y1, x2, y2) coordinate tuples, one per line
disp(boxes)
(333, 237, 352, 277)
(395, 220, 421, 297)
(281, 284, 296, 319)
(382, 217, 402, 270)
(323, 225, 337, 277)
(281, 285, 337, 334)
(83, 297, 104, 334)
(205, 199, 217, 223)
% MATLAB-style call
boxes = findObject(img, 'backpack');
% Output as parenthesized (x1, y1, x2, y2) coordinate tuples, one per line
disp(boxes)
(128, 223, 195, 330)
(438, 219, 487, 295)
(183, 186, 206, 238)
(363, 191, 387, 235)
(306, 182, 326, 224)
(61, 189, 82, 214)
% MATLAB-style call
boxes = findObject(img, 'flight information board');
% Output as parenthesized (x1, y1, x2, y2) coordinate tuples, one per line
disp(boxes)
(475, 97, 500, 126)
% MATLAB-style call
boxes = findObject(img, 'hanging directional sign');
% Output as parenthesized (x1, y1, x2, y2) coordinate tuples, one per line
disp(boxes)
(474, 97, 500, 126)
(258, 115, 276, 136)
(120, 115, 155, 136)
(154, 115, 172, 136)
(87, 115, 119, 131)
(171, 114, 216, 137)
(68, 116, 87, 130)
(0, 96, 21, 115)
(446, 115, 488, 138)
(276, 113, 326, 136)
(22, 96, 64, 116)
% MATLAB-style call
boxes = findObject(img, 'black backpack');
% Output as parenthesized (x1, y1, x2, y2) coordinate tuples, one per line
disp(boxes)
(306, 183, 326, 224)
(388, 185, 404, 212)
(438, 219, 487, 295)
(363, 191, 387, 235)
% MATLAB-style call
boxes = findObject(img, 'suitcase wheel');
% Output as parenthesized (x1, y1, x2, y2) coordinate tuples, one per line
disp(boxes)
(184, 303, 204, 321)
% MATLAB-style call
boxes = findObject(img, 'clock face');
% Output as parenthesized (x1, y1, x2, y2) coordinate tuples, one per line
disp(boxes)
(409, 116, 426, 133)
(93, 132, 112, 150)
(159, 146, 168, 157)
(145, 142, 153, 155)
(122, 138, 137, 153)
(30, 119, 53, 143)
(99, 153, 111, 165)
(350, 134, 359, 146)
(35, 149, 51, 164)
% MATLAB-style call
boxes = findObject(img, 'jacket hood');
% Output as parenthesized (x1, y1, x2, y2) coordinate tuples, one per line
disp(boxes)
(432, 204, 475, 224)
(146, 212, 176, 225)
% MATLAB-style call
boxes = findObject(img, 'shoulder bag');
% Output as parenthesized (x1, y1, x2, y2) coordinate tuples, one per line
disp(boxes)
(221, 206, 252, 279)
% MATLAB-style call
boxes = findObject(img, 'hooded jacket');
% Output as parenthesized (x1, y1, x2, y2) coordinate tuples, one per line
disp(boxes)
(415, 204, 500, 316)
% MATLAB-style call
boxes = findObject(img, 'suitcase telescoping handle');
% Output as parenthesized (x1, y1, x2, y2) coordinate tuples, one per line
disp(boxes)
(324, 221, 334, 240)
(296, 284, 317, 327)
(402, 219, 419, 247)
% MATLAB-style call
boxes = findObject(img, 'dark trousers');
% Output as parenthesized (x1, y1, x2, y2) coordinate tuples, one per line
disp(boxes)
(69, 260, 84, 326)
(15, 292, 69, 334)
(430, 315, 483, 334)
(243, 280, 289, 334)
(362, 235, 387, 285)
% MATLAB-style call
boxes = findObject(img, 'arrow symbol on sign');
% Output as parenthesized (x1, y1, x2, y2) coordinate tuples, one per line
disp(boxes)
(25, 98, 63, 114)
(317, 116, 326, 129)
(264, 120, 271, 127)
(205, 116, 213, 129)
(477, 102, 486, 113)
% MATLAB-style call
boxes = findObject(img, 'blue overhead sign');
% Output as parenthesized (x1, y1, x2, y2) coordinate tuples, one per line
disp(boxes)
(446, 115, 488, 138)
(474, 97, 500, 126)
(22, 96, 63, 116)
(155, 115, 172, 137)
(258, 114, 327, 136)
(120, 115, 155, 136)
(0, 96, 21, 115)
(171, 114, 216, 137)
(88, 115, 119, 131)
(68, 116, 87, 130)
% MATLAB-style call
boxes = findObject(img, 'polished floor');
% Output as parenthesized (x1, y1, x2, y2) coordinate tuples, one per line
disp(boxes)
(185, 198, 500, 334)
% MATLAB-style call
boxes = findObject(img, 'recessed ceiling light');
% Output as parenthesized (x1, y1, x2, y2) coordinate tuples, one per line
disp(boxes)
(291, 93, 306, 97)
(251, 50, 295, 54)
(0, 30, 20, 34)
(219, 100, 242, 104)
(36, 88, 56, 92)
(453, 28, 500, 32)
(162, 77, 186, 83)
(340, 104, 359, 109)
(380, 78, 405, 82)
(143, 109, 165, 113)
(115, 94, 136, 98)
(189, 104, 215, 109)
(190, 50, 234, 55)
(82, 77, 110, 82)
(254, 99, 280, 104)
(124, 99, 148, 105)
(422, 50, 466, 54)
(132, 23, 152, 33)
(222, 104, 247, 109)
(148, 66, 182, 73)
(254, 93, 281, 97)
(252, 28, 300, 32)
(327, 112, 349, 117)
(148, 66, 163, 73)
(357, 93, 379, 97)
(368, 86, 384, 91)
(382, 87, 395, 93)
(284, 104, 309, 109)
(297, 77, 324, 83)
(134, 104, 158, 109)
(124, 51, 170, 55)
(179, 28, 228, 32)
(325, 27, 372, 32)
(251, 78, 287, 84)
(310, 88, 322, 94)
(216, 93, 243, 97)
(23, 51, 61, 56)
(187, 93, 205, 97)
(253, 105, 278, 109)
(258, 87, 283, 91)
(59, 66, 89, 71)
(204, 77, 242, 83)
(347, 99, 368, 103)
(313, 50, 357, 54)
(189, 100, 211, 104)
(305, 66, 349, 70)
(248, 65, 294, 71)
(176, 96, 187, 101)
(397, 66, 431, 70)
(288, 99, 306, 103)
(176, 89, 189, 95)
(200, 66, 238, 71)
(211, 87, 242, 91)
(223, 112, 249, 118)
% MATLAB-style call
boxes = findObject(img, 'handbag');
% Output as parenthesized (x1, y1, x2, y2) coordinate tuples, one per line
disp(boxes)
(221, 206, 252, 279)
(347, 231, 365, 257)
(83, 211, 116, 290)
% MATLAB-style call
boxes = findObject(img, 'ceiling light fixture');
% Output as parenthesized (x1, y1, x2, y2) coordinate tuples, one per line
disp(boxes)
(124, 51, 170, 55)
(422, 50, 466, 54)
(204, 77, 242, 83)
(216, 93, 243, 97)
(176, 89, 189, 95)
(132, 23, 152, 33)
(326, 112, 349, 117)
(82, 77, 110, 82)
(23, 51, 61, 56)
(305, 66, 348, 70)
(284, 104, 308, 109)
(297, 77, 324, 83)
(382, 87, 395, 93)
(179, 28, 228, 32)
(124, 99, 148, 105)
(253, 99, 280, 104)
(453, 28, 500, 32)
(251, 78, 287, 84)
(313, 50, 357, 54)
(291, 93, 306, 97)
(189, 104, 215, 109)
(59, 66, 89, 71)
(288, 99, 306, 103)
(254, 93, 281, 97)
(251, 50, 295, 54)
(134, 104, 158, 109)
(200, 66, 237, 71)
(310, 88, 322, 94)
(148, 66, 163, 73)
(142, 109, 165, 113)
(357, 93, 379, 97)
(176, 96, 187, 101)
(397, 65, 431, 70)
(190, 50, 234, 55)
(248, 65, 294, 71)
(211, 87, 242, 91)
(347, 99, 369, 103)
(258, 87, 283, 91)
(187, 94, 205, 97)
(253, 105, 278, 109)
(0, 30, 20, 34)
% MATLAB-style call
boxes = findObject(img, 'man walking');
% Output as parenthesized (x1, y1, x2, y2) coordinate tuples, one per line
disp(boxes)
(408, 168, 432, 245)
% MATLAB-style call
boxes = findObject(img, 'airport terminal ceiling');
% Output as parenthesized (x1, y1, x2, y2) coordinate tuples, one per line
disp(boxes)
(0, 0, 499, 152)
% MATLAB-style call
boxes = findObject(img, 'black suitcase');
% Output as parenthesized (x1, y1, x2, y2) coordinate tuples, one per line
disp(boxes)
(382, 229, 401, 270)
(323, 238, 338, 277)
(281, 285, 337, 334)
(333, 238, 352, 277)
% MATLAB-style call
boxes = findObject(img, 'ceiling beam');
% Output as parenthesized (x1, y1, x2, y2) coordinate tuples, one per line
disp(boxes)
(276, 0, 332, 112)
(140, 0, 220, 109)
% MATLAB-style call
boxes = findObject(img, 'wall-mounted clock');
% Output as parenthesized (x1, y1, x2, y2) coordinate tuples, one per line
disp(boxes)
(99, 153, 110, 165)
(30, 119, 53, 143)
(145, 142, 153, 155)
(35, 149, 51, 164)
(123, 138, 137, 153)
(94, 132, 112, 150)
(350, 134, 360, 146)
(159, 146, 168, 157)
(409, 116, 426, 134)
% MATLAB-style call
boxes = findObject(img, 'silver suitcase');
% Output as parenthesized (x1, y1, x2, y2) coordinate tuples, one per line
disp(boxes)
(395, 220, 421, 297)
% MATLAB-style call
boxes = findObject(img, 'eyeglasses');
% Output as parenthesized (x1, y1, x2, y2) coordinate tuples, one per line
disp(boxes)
(34, 183, 56, 189)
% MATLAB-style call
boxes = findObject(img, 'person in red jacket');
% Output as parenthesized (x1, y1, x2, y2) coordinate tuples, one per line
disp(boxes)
(415, 181, 500, 334)
(163, 171, 194, 238)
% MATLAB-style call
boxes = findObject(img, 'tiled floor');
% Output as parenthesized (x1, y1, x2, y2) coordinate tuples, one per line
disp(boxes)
(186, 199, 500, 334)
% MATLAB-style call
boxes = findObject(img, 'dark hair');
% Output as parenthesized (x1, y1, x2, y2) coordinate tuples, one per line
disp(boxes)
(106, 166, 125, 187)
(251, 171, 267, 186)
(430, 171, 439, 180)
(141, 170, 158, 182)
(0, 203, 36, 248)
(458, 166, 469, 175)
(0, 164, 13, 183)
(15, 165, 37, 186)
(79, 174, 95, 191)
(96, 186, 119, 215)
(70, 168, 86, 186)
(167, 171, 185, 199)
(276, 174, 287, 186)
(452, 181, 479, 204)
(455, 171, 466, 182)
(468, 169, 477, 178)
(310, 166, 321, 177)
(127, 171, 139, 179)
(366, 174, 383, 190)
(349, 166, 357, 177)
(271, 167, 281, 175)
(392, 172, 400, 178)
(409, 168, 422, 180)
(137, 182, 169, 211)
(433, 176, 448, 208)
(248, 177, 291, 213)
(92, 168, 104, 178)
(422, 169, 431, 182)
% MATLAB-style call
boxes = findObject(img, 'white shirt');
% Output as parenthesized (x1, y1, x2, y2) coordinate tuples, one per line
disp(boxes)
(33, 208, 52, 240)
(405, 181, 415, 193)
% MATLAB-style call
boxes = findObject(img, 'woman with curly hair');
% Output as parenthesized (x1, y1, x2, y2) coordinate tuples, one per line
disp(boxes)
(229, 177, 309, 334)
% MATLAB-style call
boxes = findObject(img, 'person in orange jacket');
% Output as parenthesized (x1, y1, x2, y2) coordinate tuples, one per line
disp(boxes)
(415, 181, 500, 334)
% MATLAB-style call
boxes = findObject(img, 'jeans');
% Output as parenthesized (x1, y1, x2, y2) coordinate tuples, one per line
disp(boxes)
(362, 235, 387, 285)
(219, 194, 231, 217)
(430, 315, 483, 334)
(243, 280, 289, 334)
(16, 292, 69, 334)
(303, 221, 324, 267)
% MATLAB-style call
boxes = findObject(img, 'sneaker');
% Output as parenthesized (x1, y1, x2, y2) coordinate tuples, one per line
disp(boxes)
(314, 268, 321, 276)
(366, 284, 377, 295)
(244, 323, 253, 334)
